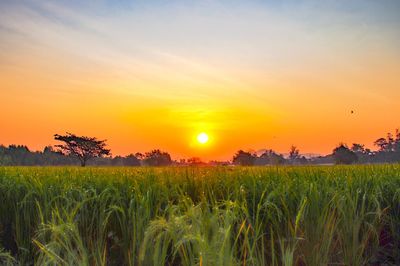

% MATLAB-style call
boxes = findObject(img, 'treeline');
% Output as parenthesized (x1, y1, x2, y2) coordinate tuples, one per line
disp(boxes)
(232, 147, 307, 166)
(233, 129, 400, 165)
(0, 146, 170, 166)
(1, 129, 400, 166)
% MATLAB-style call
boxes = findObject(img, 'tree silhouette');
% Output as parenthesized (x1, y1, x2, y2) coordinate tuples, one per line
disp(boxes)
(289, 145, 300, 161)
(54, 133, 111, 167)
(233, 150, 256, 166)
(351, 143, 366, 154)
(333, 144, 357, 164)
(187, 157, 204, 166)
(124, 154, 141, 166)
(374, 137, 388, 152)
(134, 152, 145, 160)
(142, 149, 172, 166)
(395, 129, 400, 152)
(256, 149, 286, 165)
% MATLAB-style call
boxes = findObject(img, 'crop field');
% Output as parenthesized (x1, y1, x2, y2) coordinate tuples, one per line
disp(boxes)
(1, 165, 400, 266)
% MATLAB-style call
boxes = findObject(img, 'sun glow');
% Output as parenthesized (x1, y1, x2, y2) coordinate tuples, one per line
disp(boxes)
(197, 133, 209, 144)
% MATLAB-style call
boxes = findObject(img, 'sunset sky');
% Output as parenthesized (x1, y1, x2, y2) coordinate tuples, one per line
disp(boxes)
(1, 0, 399, 160)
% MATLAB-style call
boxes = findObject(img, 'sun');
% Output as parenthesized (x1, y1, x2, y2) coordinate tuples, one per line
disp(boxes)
(197, 132, 209, 144)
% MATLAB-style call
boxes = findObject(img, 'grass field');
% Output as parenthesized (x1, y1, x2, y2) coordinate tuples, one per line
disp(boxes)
(1, 165, 400, 265)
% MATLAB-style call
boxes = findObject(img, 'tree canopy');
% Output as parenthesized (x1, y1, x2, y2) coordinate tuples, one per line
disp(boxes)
(54, 133, 111, 167)
(233, 150, 257, 166)
(142, 149, 172, 166)
(333, 144, 358, 165)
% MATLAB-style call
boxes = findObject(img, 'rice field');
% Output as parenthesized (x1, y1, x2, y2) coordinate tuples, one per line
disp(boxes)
(1, 165, 400, 265)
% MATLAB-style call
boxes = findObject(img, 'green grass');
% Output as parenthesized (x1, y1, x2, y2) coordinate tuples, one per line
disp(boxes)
(0, 165, 400, 265)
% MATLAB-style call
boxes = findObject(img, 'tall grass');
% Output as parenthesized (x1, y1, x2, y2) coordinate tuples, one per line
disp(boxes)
(0, 165, 399, 265)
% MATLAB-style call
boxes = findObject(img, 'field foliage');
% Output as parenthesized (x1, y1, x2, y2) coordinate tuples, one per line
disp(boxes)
(1, 165, 400, 265)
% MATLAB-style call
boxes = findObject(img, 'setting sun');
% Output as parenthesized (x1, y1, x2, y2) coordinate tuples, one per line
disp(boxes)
(197, 133, 209, 144)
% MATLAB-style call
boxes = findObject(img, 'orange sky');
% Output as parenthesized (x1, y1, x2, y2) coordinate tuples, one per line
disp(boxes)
(1, 1, 399, 160)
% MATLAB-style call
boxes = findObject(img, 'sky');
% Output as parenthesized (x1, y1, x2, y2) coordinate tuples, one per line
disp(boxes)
(1, 0, 399, 160)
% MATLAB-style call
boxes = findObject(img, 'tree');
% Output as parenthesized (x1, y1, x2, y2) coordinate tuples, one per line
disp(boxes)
(288, 145, 300, 162)
(256, 149, 286, 165)
(297, 156, 309, 165)
(233, 150, 256, 166)
(142, 149, 172, 166)
(373, 129, 400, 162)
(350, 143, 371, 163)
(374, 129, 400, 151)
(333, 144, 358, 164)
(351, 143, 366, 154)
(124, 154, 141, 166)
(7, 145, 38, 165)
(374, 137, 388, 152)
(111, 156, 124, 166)
(135, 152, 145, 160)
(43, 146, 55, 154)
(187, 157, 204, 166)
(395, 129, 400, 152)
(54, 133, 111, 167)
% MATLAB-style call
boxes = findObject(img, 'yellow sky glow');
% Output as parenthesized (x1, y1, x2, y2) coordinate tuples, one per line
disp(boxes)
(1, 1, 400, 160)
